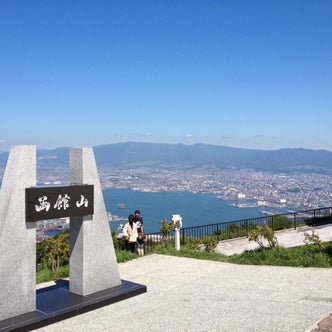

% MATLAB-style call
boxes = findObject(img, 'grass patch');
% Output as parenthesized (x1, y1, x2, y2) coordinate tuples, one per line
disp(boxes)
(36, 249, 138, 284)
(37, 241, 332, 284)
(37, 265, 69, 284)
(150, 241, 332, 268)
(115, 249, 139, 263)
(227, 245, 332, 267)
(151, 245, 229, 261)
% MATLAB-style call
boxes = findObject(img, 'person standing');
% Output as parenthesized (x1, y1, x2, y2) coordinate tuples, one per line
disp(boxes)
(122, 214, 138, 253)
(134, 209, 145, 256)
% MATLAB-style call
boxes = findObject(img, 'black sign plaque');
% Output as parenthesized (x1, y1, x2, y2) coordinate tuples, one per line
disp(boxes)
(26, 185, 94, 222)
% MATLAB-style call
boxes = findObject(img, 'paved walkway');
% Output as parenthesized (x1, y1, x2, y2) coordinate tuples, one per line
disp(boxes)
(215, 223, 332, 256)
(33, 225, 332, 332)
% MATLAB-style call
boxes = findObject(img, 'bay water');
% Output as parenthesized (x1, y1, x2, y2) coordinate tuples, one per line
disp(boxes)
(104, 188, 278, 233)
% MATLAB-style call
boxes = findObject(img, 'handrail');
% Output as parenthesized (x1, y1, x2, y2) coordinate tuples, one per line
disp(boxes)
(144, 206, 332, 252)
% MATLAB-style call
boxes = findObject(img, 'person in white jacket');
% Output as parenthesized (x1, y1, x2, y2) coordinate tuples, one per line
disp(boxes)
(122, 214, 138, 253)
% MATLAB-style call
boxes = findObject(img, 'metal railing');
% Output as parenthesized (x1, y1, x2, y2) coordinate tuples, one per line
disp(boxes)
(144, 206, 332, 253)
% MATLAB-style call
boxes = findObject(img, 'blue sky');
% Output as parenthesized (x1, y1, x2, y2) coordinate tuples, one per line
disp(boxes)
(1, 1, 331, 152)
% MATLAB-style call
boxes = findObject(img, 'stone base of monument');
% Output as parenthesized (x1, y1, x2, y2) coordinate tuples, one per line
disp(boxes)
(0, 279, 146, 331)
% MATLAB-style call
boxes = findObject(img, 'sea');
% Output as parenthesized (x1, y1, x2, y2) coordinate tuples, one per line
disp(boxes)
(104, 188, 290, 234)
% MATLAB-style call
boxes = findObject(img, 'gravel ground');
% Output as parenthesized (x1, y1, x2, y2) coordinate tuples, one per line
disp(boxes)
(33, 251, 332, 332)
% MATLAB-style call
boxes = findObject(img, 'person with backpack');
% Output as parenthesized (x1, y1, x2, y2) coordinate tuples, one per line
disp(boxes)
(122, 214, 138, 253)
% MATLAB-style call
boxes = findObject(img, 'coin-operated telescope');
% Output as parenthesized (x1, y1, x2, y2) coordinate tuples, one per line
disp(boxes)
(171, 214, 182, 250)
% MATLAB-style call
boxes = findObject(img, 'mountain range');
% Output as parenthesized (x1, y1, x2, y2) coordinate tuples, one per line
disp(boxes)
(1, 142, 332, 174)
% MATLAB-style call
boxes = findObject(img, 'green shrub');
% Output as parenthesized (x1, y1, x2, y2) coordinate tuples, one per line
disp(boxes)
(228, 244, 332, 267)
(202, 235, 218, 251)
(248, 224, 278, 249)
(182, 235, 218, 252)
(160, 218, 174, 236)
(183, 237, 202, 250)
(112, 230, 127, 251)
(303, 229, 325, 252)
(267, 215, 292, 230)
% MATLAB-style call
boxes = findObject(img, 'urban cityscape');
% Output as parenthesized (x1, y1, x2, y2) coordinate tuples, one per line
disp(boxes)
(31, 167, 332, 209)
(2, 163, 332, 210)
(96, 166, 332, 210)
(1, 163, 332, 242)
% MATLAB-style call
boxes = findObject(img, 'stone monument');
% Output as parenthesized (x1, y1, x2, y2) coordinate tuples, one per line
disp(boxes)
(69, 147, 121, 295)
(0, 146, 145, 329)
(0, 145, 36, 320)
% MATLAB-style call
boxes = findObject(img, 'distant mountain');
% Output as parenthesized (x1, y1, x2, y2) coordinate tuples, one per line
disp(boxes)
(1, 142, 332, 174)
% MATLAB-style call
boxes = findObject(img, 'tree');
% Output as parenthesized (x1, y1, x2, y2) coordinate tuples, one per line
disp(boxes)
(43, 231, 70, 272)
